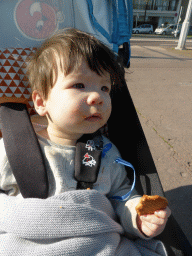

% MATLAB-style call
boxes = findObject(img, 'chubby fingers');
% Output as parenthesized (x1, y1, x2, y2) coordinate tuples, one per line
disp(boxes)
(140, 220, 164, 237)
(141, 207, 171, 224)
(140, 214, 165, 226)
(138, 207, 171, 237)
(154, 206, 172, 219)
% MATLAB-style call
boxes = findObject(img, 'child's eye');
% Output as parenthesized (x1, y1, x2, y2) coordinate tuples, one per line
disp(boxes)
(101, 86, 110, 93)
(73, 83, 85, 89)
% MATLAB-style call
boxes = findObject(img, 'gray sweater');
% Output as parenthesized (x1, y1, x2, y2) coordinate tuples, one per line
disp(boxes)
(0, 135, 167, 255)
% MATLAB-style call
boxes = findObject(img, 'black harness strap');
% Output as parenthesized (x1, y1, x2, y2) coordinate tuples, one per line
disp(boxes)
(0, 103, 49, 199)
(75, 131, 103, 190)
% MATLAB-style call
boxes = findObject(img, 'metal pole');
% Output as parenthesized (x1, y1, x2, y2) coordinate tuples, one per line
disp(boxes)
(174, 6, 183, 38)
(174, 6, 183, 37)
(175, 0, 192, 50)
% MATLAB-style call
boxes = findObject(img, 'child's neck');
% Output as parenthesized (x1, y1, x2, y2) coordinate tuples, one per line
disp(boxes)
(37, 128, 78, 146)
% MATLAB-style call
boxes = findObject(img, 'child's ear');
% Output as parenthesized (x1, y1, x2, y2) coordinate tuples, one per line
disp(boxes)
(32, 90, 48, 116)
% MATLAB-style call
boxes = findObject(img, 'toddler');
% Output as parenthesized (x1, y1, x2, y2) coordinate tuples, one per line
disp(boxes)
(0, 28, 171, 255)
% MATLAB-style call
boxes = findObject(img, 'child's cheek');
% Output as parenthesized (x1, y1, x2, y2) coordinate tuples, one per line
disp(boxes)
(69, 105, 85, 120)
(74, 98, 88, 113)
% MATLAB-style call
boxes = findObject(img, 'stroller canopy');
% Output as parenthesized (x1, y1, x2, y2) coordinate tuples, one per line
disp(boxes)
(0, 0, 132, 53)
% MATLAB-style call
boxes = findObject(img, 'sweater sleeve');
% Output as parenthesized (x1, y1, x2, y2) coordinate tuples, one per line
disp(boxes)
(102, 137, 149, 240)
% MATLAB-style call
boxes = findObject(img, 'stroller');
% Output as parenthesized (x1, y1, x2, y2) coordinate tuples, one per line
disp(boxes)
(0, 1, 192, 255)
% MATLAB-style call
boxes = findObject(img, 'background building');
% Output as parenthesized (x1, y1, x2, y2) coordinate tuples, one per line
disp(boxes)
(132, 0, 190, 29)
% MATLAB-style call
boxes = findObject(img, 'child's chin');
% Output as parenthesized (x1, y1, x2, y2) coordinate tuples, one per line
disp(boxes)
(83, 125, 102, 134)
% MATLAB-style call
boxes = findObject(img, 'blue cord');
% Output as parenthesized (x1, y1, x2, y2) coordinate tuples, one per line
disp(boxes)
(110, 157, 136, 202)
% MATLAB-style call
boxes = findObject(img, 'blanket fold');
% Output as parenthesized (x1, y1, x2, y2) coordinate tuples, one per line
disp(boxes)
(0, 190, 167, 256)
(0, 190, 123, 239)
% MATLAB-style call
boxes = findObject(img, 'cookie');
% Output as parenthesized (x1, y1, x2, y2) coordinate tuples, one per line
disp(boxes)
(135, 195, 168, 216)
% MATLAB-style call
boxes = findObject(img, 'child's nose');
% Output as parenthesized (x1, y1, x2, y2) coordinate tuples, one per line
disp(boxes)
(87, 92, 103, 106)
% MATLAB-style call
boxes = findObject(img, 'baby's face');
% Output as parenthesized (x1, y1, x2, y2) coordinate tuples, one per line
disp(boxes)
(44, 59, 112, 141)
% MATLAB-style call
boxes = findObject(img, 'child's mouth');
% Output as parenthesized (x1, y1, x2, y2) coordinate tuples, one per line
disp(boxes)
(85, 114, 102, 122)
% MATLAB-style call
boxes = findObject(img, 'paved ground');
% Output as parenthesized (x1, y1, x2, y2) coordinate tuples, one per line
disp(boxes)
(131, 37, 192, 52)
(125, 42, 192, 245)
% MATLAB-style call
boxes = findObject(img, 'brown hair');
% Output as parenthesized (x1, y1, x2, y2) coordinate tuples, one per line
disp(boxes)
(27, 28, 124, 100)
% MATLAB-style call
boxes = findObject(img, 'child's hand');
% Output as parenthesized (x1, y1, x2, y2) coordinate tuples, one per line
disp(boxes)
(136, 207, 171, 238)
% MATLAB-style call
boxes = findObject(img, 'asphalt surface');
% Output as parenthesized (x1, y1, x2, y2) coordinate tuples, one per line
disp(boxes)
(125, 40, 192, 245)
(131, 38, 192, 49)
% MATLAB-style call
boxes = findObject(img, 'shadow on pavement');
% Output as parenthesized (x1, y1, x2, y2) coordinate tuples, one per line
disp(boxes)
(165, 185, 192, 245)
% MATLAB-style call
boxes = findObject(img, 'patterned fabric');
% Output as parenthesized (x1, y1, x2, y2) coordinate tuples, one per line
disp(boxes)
(0, 47, 36, 115)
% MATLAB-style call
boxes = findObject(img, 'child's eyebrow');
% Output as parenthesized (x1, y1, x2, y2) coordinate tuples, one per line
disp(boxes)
(67, 73, 105, 79)
(100, 74, 111, 82)
(101, 75, 111, 81)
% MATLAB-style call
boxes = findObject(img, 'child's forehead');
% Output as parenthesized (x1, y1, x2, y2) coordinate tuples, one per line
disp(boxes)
(58, 57, 111, 81)
(68, 68, 111, 82)
(74, 60, 110, 77)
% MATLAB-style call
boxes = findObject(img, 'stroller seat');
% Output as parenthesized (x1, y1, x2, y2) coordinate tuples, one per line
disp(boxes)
(0, 1, 192, 255)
